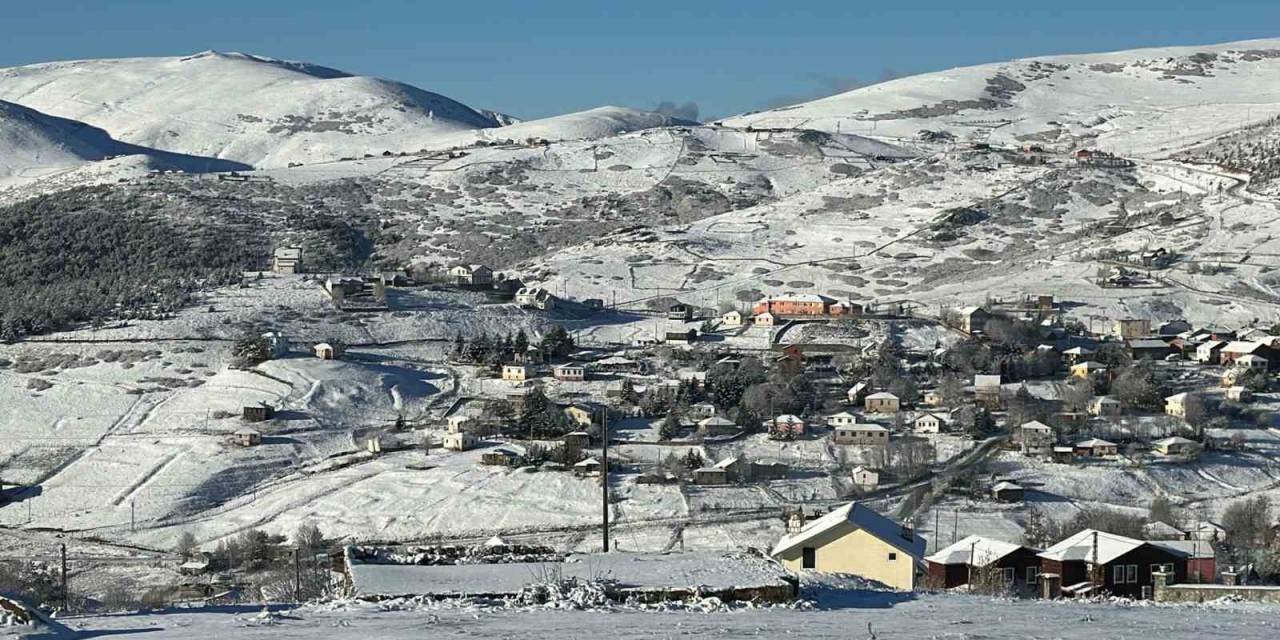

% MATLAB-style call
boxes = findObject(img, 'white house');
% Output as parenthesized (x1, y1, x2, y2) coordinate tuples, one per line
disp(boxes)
(754, 311, 777, 326)
(442, 431, 477, 451)
(851, 466, 879, 489)
(913, 413, 945, 434)
(826, 412, 858, 427)
(721, 310, 744, 326)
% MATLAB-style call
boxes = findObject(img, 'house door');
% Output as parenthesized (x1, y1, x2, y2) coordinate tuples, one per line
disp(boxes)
(802, 547, 816, 569)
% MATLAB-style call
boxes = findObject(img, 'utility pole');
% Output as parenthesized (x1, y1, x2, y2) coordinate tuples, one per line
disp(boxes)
(60, 543, 68, 612)
(130, 500, 135, 533)
(933, 510, 940, 553)
(602, 410, 610, 552)
(293, 548, 301, 600)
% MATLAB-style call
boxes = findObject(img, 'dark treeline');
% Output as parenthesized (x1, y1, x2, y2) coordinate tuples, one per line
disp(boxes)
(0, 187, 268, 341)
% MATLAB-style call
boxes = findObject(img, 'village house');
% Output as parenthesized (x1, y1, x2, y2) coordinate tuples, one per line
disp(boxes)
(688, 402, 717, 420)
(1019, 421, 1054, 457)
(1038, 529, 1188, 599)
(846, 381, 870, 404)
(851, 466, 879, 490)
(974, 375, 1002, 408)
(1142, 521, 1186, 540)
(442, 431, 477, 451)
(1226, 386, 1253, 402)
(1061, 346, 1095, 365)
(665, 328, 699, 343)
(446, 415, 474, 433)
(991, 481, 1025, 502)
(864, 392, 900, 414)
(552, 364, 586, 382)
(564, 403, 602, 428)
(1235, 353, 1269, 371)
(750, 461, 789, 481)
(833, 424, 889, 446)
(1194, 340, 1228, 364)
(764, 414, 806, 437)
(922, 389, 943, 406)
(914, 412, 946, 434)
(1127, 338, 1175, 360)
(753, 311, 777, 326)
(1220, 341, 1272, 368)
(262, 331, 291, 358)
(1074, 438, 1118, 458)
(449, 264, 493, 286)
(1052, 446, 1077, 463)
(562, 431, 591, 449)
(1070, 360, 1107, 379)
(926, 536, 1042, 590)
(231, 428, 262, 447)
(515, 287, 556, 310)
(242, 403, 274, 423)
(697, 416, 738, 437)
(771, 502, 925, 591)
(1089, 396, 1122, 417)
(693, 457, 741, 485)
(826, 412, 859, 428)
(574, 457, 603, 477)
(829, 300, 864, 316)
(481, 448, 523, 467)
(1153, 436, 1199, 457)
(752, 294, 836, 316)
(1164, 392, 1191, 418)
(666, 303, 693, 321)
(956, 306, 990, 333)
(272, 247, 303, 274)
(502, 364, 532, 382)
(721, 310, 744, 326)
(1113, 318, 1152, 340)
(313, 342, 343, 360)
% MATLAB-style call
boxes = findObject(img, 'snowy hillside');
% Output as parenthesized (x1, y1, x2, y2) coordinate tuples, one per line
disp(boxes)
(0, 51, 509, 168)
(725, 39, 1280, 157)
(0, 99, 249, 195)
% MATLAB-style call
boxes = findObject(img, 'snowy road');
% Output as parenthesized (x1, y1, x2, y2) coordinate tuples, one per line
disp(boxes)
(50, 593, 1280, 640)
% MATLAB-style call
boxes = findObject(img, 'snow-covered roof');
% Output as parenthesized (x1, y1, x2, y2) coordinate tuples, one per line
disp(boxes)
(771, 502, 924, 560)
(1062, 346, 1095, 355)
(1038, 529, 1147, 564)
(974, 374, 1001, 388)
(1154, 436, 1195, 446)
(574, 457, 599, 467)
(597, 356, 637, 366)
(925, 535, 1027, 567)
(233, 428, 260, 436)
(699, 416, 737, 427)
(1075, 438, 1116, 448)
(1223, 341, 1264, 354)
(992, 481, 1023, 492)
(1152, 539, 1213, 559)
(1165, 392, 1189, 402)
(1237, 353, 1268, 363)
(1073, 360, 1106, 369)
(711, 457, 740, 469)
(827, 411, 857, 420)
(866, 391, 898, 400)
(770, 414, 804, 423)
(1093, 395, 1121, 404)
(850, 465, 877, 476)
(1142, 521, 1185, 539)
(836, 423, 887, 432)
(1020, 420, 1051, 431)
(758, 293, 835, 304)
(1197, 340, 1226, 350)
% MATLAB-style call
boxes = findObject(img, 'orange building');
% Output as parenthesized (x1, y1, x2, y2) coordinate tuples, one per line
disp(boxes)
(753, 294, 838, 316)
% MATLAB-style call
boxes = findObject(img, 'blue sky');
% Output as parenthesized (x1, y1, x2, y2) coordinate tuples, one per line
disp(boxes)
(4, 1, 1279, 120)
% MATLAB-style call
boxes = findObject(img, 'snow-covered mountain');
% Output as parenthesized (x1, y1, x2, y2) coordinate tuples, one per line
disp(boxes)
(725, 39, 1280, 157)
(0, 51, 510, 168)
(0, 98, 248, 189)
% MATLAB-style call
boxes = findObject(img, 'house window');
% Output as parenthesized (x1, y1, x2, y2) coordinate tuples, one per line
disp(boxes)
(1113, 565, 1125, 584)
(1001, 567, 1015, 585)
(888, 552, 897, 561)
(1126, 564, 1138, 584)
(802, 547, 816, 569)
(1027, 567, 1040, 584)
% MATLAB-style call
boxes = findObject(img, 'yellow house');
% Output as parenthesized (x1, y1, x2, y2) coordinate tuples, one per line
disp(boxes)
(771, 502, 925, 591)
(1070, 360, 1107, 379)
(502, 364, 531, 382)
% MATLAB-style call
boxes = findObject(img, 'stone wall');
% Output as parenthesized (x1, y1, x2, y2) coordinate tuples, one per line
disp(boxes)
(1153, 572, 1280, 604)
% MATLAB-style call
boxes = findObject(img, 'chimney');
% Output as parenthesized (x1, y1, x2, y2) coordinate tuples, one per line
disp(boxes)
(1150, 571, 1169, 602)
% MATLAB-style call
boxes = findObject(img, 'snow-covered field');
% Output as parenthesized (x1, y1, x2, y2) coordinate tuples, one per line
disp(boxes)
(25, 586, 1280, 639)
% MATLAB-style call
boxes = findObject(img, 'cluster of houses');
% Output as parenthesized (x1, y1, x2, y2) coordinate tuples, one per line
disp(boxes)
(716, 294, 865, 328)
(772, 501, 1217, 599)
